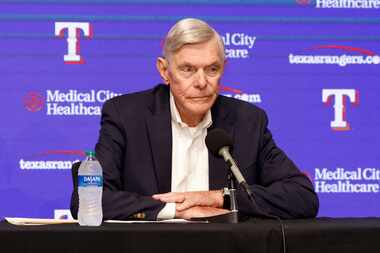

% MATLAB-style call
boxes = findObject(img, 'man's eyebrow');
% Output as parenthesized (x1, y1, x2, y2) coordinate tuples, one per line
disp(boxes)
(177, 61, 222, 67)
(177, 62, 194, 66)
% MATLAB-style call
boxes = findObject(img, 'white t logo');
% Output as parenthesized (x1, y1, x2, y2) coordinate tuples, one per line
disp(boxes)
(55, 22, 92, 63)
(322, 89, 358, 131)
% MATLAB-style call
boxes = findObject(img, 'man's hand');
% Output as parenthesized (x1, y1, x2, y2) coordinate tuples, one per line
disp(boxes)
(175, 206, 230, 219)
(152, 190, 224, 211)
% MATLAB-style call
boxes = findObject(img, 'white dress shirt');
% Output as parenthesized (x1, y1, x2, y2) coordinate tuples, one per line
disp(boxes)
(157, 92, 212, 219)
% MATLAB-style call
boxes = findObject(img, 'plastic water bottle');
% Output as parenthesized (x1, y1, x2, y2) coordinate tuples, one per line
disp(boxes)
(78, 150, 103, 226)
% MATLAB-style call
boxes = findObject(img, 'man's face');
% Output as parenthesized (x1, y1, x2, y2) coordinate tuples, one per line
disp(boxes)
(157, 37, 225, 126)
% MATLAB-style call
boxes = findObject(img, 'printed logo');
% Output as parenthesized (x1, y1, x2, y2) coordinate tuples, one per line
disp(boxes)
(322, 89, 359, 131)
(297, 0, 380, 8)
(289, 45, 380, 67)
(221, 33, 257, 59)
(23, 91, 44, 112)
(316, 0, 380, 9)
(55, 22, 93, 64)
(78, 175, 103, 187)
(220, 85, 262, 104)
(296, 0, 311, 5)
(314, 167, 380, 193)
(23, 89, 121, 116)
(19, 150, 84, 170)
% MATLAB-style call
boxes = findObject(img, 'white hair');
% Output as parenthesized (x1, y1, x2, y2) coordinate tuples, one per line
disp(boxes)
(163, 18, 225, 60)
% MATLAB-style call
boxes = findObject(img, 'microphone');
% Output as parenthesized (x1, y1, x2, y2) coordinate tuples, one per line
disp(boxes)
(206, 128, 279, 220)
(205, 128, 254, 199)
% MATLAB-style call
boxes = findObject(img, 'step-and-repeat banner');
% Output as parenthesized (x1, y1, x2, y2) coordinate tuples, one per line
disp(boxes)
(0, 0, 379, 219)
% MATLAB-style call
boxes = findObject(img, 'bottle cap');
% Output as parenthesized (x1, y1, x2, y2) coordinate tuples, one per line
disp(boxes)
(85, 150, 95, 157)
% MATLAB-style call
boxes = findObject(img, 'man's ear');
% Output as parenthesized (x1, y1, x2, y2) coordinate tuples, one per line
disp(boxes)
(156, 57, 169, 85)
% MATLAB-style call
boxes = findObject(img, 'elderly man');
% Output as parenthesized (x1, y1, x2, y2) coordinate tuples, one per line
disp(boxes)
(71, 18, 318, 220)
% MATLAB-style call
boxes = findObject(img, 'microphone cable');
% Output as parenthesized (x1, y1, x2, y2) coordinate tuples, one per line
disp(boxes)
(242, 184, 287, 253)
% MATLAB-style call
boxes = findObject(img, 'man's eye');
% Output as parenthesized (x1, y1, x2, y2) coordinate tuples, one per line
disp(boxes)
(180, 66, 194, 72)
(210, 67, 218, 72)
(206, 65, 220, 75)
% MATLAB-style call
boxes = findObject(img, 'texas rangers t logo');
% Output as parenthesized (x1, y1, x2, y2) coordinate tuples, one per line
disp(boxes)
(322, 89, 359, 131)
(55, 22, 92, 64)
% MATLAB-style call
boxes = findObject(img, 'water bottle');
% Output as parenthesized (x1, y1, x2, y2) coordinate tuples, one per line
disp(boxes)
(78, 150, 103, 226)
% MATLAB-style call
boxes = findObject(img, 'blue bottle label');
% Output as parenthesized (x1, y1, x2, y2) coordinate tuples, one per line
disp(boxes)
(78, 175, 103, 187)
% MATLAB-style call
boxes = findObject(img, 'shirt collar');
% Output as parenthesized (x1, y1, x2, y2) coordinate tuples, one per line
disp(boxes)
(170, 91, 212, 129)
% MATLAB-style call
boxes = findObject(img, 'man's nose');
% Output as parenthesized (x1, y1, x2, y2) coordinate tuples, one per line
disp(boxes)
(194, 69, 207, 89)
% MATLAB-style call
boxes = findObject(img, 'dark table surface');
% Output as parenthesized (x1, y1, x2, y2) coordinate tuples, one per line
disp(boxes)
(1, 218, 380, 253)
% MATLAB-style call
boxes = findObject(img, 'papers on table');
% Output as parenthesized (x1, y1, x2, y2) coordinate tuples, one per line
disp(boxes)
(105, 219, 206, 223)
(5, 217, 78, 225)
(4, 217, 207, 225)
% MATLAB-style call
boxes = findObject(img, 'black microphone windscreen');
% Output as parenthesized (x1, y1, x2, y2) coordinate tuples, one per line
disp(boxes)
(205, 128, 233, 156)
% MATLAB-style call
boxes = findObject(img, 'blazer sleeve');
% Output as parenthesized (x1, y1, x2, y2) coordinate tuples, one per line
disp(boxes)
(235, 110, 319, 219)
(70, 98, 165, 220)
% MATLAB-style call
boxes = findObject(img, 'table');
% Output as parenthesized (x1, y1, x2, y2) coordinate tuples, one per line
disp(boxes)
(1, 218, 380, 253)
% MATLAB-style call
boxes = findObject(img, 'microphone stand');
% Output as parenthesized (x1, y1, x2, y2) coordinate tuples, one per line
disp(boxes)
(226, 171, 239, 223)
(190, 171, 239, 223)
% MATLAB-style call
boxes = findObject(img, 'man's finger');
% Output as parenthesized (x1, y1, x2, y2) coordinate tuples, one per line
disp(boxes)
(176, 201, 194, 211)
(152, 192, 177, 201)
(152, 192, 174, 199)
(153, 194, 186, 203)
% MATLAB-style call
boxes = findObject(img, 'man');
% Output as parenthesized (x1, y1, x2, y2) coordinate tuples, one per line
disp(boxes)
(71, 18, 318, 220)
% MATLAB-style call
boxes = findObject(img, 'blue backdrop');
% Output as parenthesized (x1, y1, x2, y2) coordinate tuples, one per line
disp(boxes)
(1, 0, 379, 219)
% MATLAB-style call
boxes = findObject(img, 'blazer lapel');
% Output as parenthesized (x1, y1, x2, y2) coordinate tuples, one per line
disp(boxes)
(208, 96, 235, 190)
(146, 85, 172, 194)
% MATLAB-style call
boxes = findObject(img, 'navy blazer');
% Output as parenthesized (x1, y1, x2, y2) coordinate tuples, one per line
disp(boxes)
(71, 84, 318, 220)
